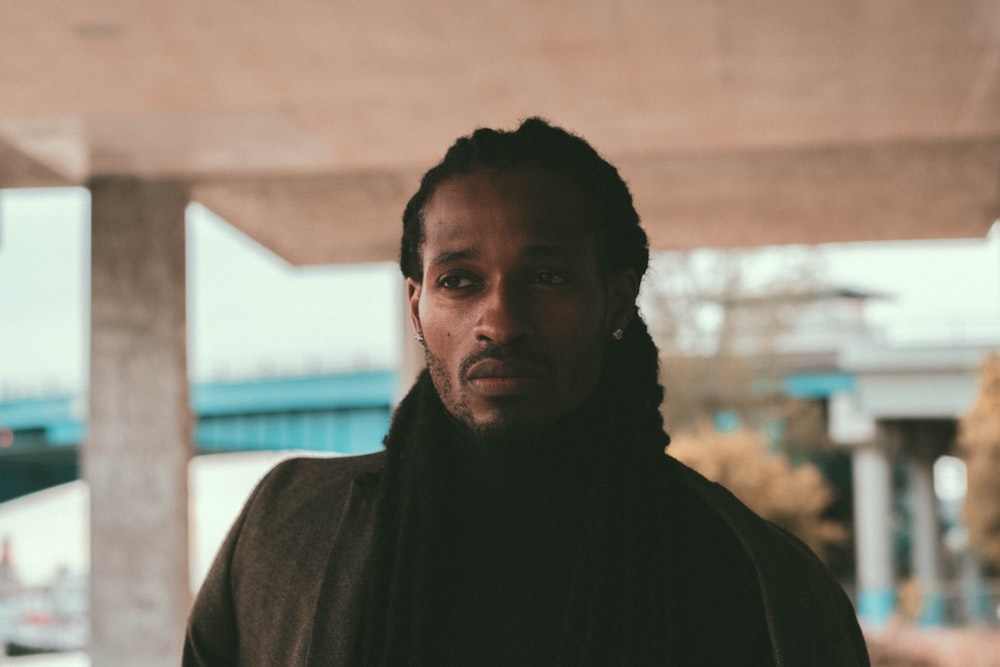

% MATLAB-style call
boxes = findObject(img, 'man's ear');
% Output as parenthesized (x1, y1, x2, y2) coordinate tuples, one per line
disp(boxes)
(606, 268, 639, 335)
(406, 278, 423, 334)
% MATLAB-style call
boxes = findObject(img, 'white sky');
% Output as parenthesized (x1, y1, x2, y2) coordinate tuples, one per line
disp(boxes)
(0, 188, 401, 395)
(1, 187, 999, 396)
(821, 234, 1000, 344)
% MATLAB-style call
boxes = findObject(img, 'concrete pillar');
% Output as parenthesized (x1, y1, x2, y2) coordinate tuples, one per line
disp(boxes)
(958, 548, 993, 625)
(853, 423, 896, 628)
(907, 452, 945, 625)
(85, 176, 191, 666)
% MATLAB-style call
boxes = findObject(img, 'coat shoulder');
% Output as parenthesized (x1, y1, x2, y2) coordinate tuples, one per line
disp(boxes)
(657, 453, 871, 666)
(236, 450, 386, 536)
(258, 450, 386, 497)
(184, 450, 387, 666)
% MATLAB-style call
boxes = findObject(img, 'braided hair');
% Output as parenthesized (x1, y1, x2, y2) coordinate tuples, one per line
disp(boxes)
(363, 118, 670, 666)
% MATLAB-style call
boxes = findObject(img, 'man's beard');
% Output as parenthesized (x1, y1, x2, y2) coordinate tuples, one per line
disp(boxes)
(424, 346, 531, 444)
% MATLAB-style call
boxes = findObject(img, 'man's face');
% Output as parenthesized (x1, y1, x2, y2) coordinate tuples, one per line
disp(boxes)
(407, 166, 637, 441)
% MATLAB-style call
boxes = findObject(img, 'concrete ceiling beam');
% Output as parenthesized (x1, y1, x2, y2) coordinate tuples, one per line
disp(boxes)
(188, 137, 1000, 266)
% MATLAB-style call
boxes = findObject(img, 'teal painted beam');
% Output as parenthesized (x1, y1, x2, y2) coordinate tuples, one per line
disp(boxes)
(783, 372, 856, 398)
(191, 369, 397, 416)
(0, 395, 76, 429)
(1, 369, 397, 452)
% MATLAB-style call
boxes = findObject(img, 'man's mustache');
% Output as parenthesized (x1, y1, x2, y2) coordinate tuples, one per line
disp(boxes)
(458, 345, 546, 382)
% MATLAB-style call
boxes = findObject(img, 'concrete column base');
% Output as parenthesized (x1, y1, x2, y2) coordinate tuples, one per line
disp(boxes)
(858, 587, 896, 627)
(853, 426, 896, 629)
(908, 451, 944, 627)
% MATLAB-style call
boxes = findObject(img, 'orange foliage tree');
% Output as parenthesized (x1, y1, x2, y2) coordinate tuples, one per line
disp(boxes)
(958, 352, 1000, 568)
(669, 425, 847, 562)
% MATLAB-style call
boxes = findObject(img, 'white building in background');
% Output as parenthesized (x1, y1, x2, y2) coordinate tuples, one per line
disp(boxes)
(735, 287, 998, 628)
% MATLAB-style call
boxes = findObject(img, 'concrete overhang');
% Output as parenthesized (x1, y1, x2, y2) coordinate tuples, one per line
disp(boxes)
(839, 342, 992, 419)
(839, 341, 991, 374)
(2, 1, 999, 263)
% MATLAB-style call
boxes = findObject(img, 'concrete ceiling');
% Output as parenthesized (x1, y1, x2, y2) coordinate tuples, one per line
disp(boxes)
(2, 0, 999, 264)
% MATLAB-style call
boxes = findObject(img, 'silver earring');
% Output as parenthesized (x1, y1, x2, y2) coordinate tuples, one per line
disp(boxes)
(414, 332, 425, 343)
(612, 328, 624, 341)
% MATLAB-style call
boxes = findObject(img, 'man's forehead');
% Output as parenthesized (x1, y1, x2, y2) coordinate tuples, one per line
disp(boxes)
(422, 169, 598, 234)
(421, 209, 599, 262)
(427, 243, 579, 268)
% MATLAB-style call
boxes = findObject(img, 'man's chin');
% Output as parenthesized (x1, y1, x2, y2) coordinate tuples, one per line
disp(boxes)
(463, 411, 549, 445)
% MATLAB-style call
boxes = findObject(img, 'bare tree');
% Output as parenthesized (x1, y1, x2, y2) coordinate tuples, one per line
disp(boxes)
(644, 247, 826, 439)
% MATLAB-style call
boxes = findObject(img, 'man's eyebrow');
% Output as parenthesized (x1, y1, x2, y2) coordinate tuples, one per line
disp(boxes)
(429, 248, 479, 267)
(521, 244, 574, 259)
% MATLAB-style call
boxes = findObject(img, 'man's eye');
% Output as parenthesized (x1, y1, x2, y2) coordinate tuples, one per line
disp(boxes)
(535, 272, 567, 285)
(438, 274, 476, 289)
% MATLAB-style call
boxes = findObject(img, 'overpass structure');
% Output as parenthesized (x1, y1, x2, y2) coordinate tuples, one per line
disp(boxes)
(0, 370, 393, 503)
(2, 2, 1000, 662)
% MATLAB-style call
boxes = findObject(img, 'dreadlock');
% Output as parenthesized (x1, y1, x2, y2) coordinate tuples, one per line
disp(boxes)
(363, 117, 671, 666)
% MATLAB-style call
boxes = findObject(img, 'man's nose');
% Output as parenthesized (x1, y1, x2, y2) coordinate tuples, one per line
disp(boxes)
(474, 283, 533, 345)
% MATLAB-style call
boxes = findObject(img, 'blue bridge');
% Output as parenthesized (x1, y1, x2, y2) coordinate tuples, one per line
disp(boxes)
(0, 368, 396, 503)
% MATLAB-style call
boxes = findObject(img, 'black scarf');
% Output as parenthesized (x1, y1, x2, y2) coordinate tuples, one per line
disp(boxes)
(361, 370, 771, 667)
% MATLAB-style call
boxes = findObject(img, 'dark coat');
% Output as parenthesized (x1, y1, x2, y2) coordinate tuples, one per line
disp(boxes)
(183, 451, 870, 666)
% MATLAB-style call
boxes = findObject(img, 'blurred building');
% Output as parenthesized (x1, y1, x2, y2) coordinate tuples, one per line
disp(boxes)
(720, 286, 998, 629)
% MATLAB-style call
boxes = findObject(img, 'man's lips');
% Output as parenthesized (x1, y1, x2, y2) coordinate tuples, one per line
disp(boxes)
(463, 358, 546, 396)
(465, 358, 545, 380)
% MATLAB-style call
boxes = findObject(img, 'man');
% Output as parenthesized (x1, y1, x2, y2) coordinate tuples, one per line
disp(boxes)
(184, 118, 870, 666)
